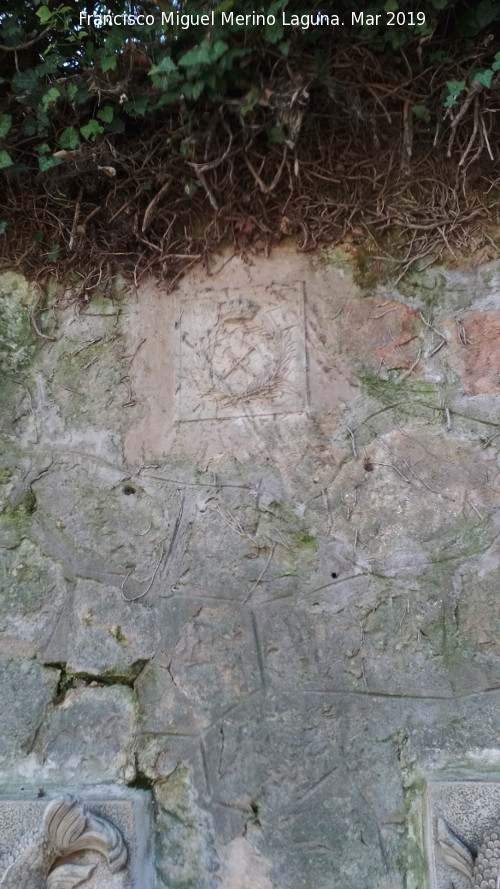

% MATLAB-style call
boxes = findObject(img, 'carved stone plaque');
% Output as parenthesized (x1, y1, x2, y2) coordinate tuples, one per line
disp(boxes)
(0, 793, 153, 889)
(427, 781, 500, 889)
(175, 284, 307, 420)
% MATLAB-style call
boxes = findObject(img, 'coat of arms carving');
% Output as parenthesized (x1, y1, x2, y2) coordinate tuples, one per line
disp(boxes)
(175, 284, 306, 420)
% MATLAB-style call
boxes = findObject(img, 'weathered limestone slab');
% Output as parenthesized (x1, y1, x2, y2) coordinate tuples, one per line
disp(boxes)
(2, 252, 500, 889)
(43, 687, 136, 783)
(0, 661, 58, 759)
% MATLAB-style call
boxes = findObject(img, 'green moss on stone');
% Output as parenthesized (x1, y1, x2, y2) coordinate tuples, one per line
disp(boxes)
(289, 530, 317, 551)
(108, 623, 128, 645)
(361, 371, 438, 408)
(84, 293, 117, 315)
(398, 266, 447, 309)
(0, 275, 39, 374)
(3, 489, 36, 521)
(429, 519, 492, 564)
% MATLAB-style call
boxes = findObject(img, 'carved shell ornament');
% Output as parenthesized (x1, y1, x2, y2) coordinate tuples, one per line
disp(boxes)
(438, 816, 500, 888)
(0, 795, 127, 889)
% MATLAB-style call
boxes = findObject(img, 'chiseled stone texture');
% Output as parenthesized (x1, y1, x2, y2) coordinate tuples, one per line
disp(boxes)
(1, 252, 500, 889)
(0, 660, 58, 760)
(42, 687, 137, 783)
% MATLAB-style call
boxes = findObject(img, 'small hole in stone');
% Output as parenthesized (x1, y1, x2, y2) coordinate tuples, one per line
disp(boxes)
(331, 572, 338, 579)
(122, 485, 136, 495)
(363, 458, 374, 472)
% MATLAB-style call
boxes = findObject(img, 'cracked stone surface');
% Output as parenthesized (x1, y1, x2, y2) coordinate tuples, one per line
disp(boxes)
(1, 247, 500, 888)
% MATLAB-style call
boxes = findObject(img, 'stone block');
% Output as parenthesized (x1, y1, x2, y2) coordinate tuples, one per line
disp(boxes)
(0, 660, 58, 758)
(43, 687, 136, 782)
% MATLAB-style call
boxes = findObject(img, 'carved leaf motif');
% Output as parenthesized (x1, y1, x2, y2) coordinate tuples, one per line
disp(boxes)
(44, 797, 88, 851)
(437, 817, 474, 881)
(80, 812, 128, 873)
(46, 797, 127, 874)
(46, 864, 96, 889)
(0, 796, 128, 889)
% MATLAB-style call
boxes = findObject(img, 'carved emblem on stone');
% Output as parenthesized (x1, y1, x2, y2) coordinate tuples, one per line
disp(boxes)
(205, 304, 294, 404)
(0, 795, 127, 889)
(438, 817, 500, 889)
(175, 284, 306, 420)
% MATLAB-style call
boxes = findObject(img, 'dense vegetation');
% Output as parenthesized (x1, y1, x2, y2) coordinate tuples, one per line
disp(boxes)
(0, 0, 499, 294)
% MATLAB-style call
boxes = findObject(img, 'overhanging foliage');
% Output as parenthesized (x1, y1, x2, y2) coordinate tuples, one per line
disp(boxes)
(0, 0, 499, 296)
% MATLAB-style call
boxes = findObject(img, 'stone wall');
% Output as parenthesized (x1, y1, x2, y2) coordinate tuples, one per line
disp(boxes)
(1, 246, 500, 888)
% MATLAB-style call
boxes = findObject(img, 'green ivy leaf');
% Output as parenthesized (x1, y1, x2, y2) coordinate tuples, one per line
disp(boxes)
(123, 96, 149, 116)
(444, 80, 466, 107)
(97, 106, 114, 123)
(105, 116, 125, 134)
(0, 114, 12, 138)
(213, 0, 233, 13)
(471, 68, 494, 88)
(0, 150, 14, 169)
(429, 51, 452, 64)
(38, 155, 61, 171)
(31, 230, 44, 242)
(208, 39, 228, 62)
(80, 119, 104, 140)
(178, 45, 211, 68)
(12, 69, 40, 91)
(264, 18, 284, 44)
(101, 55, 117, 72)
(267, 126, 284, 143)
(240, 86, 259, 116)
(411, 104, 431, 123)
(0, 220, 8, 235)
(23, 117, 38, 137)
(264, 0, 284, 42)
(66, 83, 79, 101)
(384, 0, 398, 10)
(183, 80, 204, 100)
(48, 244, 60, 262)
(42, 86, 60, 110)
(153, 88, 183, 109)
(474, 0, 498, 29)
(73, 85, 90, 105)
(60, 126, 79, 149)
(37, 5, 53, 23)
(203, 70, 217, 92)
(35, 142, 51, 154)
(36, 110, 50, 128)
(156, 55, 178, 74)
(36, 54, 59, 76)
